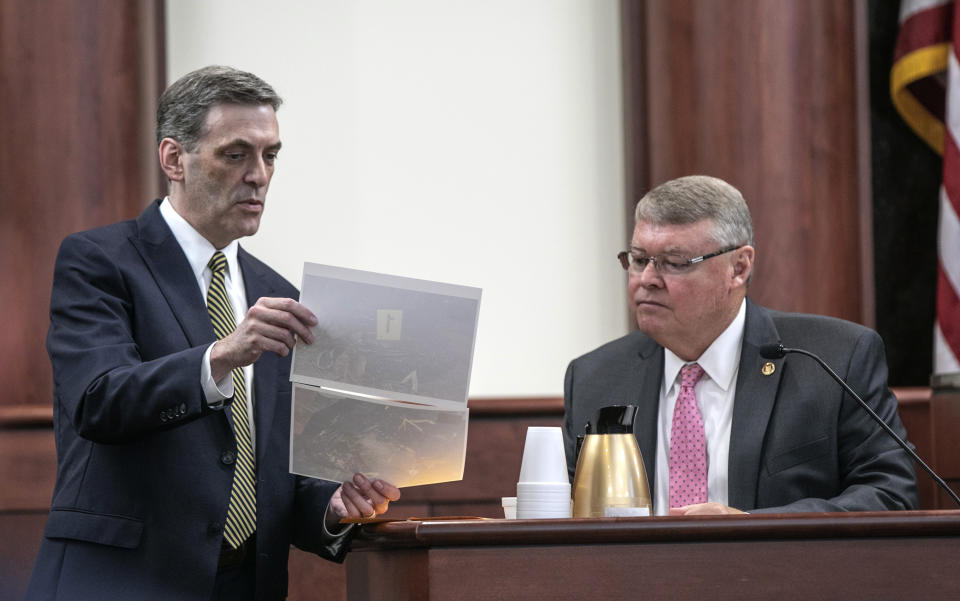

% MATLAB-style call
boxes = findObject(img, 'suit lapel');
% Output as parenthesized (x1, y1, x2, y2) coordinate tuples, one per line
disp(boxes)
(634, 337, 664, 487)
(130, 200, 215, 348)
(728, 299, 784, 509)
(238, 246, 284, 458)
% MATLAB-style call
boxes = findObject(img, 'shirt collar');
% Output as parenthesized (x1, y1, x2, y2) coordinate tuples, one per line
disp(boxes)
(663, 298, 746, 393)
(159, 197, 240, 282)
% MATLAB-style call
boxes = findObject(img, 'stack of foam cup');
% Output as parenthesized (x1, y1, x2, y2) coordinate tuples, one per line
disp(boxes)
(516, 426, 572, 519)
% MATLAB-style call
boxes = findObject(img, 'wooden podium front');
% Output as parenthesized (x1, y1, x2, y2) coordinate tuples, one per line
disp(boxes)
(345, 511, 960, 600)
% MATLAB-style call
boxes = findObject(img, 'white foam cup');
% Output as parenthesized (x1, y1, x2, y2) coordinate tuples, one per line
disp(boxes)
(517, 427, 569, 484)
(516, 500, 572, 519)
(517, 482, 571, 495)
(515, 480, 572, 519)
(501, 496, 517, 519)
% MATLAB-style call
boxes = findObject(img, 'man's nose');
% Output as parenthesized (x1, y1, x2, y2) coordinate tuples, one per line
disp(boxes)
(245, 157, 269, 187)
(635, 260, 664, 287)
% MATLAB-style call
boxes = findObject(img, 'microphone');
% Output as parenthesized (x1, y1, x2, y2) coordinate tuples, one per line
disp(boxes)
(760, 342, 960, 508)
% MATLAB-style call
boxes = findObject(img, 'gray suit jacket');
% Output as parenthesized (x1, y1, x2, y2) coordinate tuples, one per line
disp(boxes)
(563, 299, 918, 512)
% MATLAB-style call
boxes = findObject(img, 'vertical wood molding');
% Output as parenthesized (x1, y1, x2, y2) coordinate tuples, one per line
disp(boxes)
(620, 0, 648, 331)
(622, 0, 865, 321)
(620, 0, 648, 234)
(0, 0, 165, 408)
(853, 0, 876, 328)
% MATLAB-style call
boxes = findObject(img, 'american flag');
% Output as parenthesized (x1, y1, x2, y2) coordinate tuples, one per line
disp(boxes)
(892, 0, 960, 374)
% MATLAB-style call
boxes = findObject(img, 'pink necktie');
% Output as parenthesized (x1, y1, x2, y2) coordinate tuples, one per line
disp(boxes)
(669, 363, 707, 508)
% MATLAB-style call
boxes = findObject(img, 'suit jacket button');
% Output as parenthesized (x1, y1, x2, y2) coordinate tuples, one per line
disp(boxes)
(220, 451, 236, 465)
(208, 522, 221, 536)
(179, 402, 187, 415)
(160, 411, 168, 422)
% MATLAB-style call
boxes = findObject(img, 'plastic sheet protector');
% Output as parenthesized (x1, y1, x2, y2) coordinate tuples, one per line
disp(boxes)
(289, 262, 481, 487)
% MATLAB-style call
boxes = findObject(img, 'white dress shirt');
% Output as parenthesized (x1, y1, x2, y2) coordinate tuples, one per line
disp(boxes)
(159, 198, 256, 448)
(653, 299, 746, 515)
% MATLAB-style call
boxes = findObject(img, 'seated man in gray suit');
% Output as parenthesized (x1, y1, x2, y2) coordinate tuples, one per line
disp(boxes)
(563, 175, 917, 515)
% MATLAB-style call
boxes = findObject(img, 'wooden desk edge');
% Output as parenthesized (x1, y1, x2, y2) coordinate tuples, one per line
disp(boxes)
(354, 510, 960, 549)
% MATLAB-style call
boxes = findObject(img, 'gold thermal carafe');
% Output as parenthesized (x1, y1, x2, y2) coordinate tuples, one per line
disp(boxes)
(572, 405, 652, 517)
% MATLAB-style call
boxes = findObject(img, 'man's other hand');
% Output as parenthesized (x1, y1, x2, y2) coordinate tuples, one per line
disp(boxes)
(331, 473, 402, 519)
(669, 502, 746, 516)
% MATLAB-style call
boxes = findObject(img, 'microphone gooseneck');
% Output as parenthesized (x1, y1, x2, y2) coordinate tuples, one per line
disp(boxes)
(767, 342, 960, 508)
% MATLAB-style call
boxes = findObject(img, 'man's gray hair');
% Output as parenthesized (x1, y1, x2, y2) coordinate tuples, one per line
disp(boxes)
(634, 175, 754, 247)
(156, 65, 282, 150)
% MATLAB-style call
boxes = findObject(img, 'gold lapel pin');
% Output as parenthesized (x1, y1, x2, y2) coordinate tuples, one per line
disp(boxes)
(761, 361, 776, 376)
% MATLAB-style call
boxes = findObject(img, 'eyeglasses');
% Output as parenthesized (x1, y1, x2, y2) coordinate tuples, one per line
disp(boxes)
(617, 246, 740, 276)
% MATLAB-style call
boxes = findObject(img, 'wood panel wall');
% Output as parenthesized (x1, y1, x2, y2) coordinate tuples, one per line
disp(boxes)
(0, 0, 165, 412)
(0, 4, 163, 598)
(621, 0, 872, 323)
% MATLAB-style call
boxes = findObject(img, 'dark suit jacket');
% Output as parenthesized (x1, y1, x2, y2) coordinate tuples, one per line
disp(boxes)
(27, 200, 349, 601)
(563, 299, 918, 512)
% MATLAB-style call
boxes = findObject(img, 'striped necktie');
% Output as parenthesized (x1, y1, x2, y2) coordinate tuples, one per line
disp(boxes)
(206, 251, 256, 549)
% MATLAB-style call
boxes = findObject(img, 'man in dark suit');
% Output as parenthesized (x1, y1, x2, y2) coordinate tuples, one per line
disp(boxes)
(563, 175, 917, 515)
(27, 66, 400, 600)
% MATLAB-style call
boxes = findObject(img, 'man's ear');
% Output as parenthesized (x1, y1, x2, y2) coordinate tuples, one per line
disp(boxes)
(158, 138, 185, 182)
(731, 245, 755, 286)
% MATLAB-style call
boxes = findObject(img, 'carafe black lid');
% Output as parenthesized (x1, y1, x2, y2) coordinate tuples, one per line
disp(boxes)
(593, 405, 638, 434)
